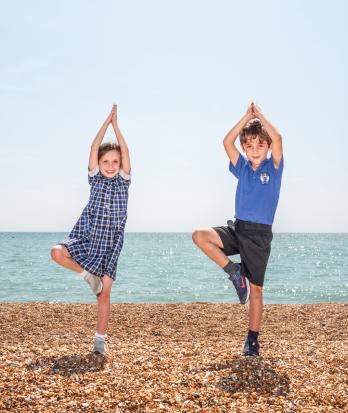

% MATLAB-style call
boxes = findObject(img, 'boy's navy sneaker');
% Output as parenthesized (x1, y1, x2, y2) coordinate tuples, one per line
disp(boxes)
(228, 263, 250, 304)
(243, 336, 260, 357)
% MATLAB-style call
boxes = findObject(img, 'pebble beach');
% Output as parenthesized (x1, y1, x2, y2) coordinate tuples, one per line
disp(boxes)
(0, 302, 347, 412)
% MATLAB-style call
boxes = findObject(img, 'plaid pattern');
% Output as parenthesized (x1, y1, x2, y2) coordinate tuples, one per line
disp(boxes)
(61, 167, 130, 280)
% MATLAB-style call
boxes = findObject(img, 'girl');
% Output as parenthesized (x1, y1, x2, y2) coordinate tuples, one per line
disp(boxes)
(51, 104, 131, 354)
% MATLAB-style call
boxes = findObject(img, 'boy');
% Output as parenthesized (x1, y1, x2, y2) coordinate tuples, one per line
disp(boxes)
(192, 102, 283, 356)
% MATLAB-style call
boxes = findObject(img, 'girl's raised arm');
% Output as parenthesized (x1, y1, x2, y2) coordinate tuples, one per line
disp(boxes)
(88, 109, 113, 171)
(111, 104, 131, 174)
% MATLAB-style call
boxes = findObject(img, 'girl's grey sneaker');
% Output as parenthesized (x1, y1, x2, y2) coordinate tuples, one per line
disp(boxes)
(228, 263, 250, 304)
(93, 337, 107, 354)
(243, 336, 260, 357)
(83, 272, 103, 296)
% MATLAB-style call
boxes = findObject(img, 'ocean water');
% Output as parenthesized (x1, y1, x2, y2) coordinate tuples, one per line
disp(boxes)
(0, 232, 347, 304)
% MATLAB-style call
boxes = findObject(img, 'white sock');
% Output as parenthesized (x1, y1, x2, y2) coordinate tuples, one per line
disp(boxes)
(79, 270, 88, 278)
(95, 333, 106, 341)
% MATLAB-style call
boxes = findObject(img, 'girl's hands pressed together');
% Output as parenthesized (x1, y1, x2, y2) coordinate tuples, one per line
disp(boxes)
(102, 104, 116, 126)
(111, 104, 117, 126)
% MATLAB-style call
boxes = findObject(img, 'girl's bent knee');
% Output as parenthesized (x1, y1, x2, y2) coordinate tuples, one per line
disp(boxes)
(50, 246, 62, 262)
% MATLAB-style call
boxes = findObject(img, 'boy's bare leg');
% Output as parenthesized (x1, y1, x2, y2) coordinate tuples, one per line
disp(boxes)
(96, 275, 113, 335)
(51, 245, 84, 273)
(249, 283, 263, 331)
(192, 228, 229, 268)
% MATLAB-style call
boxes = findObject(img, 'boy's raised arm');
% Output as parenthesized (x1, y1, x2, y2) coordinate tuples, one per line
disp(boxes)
(223, 103, 254, 166)
(252, 103, 283, 168)
(111, 104, 131, 175)
(89, 109, 113, 171)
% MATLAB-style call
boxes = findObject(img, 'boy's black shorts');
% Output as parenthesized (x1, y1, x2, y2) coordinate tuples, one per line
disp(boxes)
(213, 219, 273, 287)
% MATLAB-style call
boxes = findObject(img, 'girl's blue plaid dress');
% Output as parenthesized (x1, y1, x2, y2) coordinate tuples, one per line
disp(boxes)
(62, 167, 131, 280)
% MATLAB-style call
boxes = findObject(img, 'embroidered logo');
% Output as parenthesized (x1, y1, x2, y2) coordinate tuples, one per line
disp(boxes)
(260, 172, 270, 185)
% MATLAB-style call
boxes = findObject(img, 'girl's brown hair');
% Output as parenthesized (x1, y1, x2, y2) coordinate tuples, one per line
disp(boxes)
(240, 119, 272, 146)
(98, 142, 121, 162)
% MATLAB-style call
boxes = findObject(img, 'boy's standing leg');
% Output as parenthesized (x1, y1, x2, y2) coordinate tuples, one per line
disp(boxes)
(193, 227, 262, 356)
(244, 283, 263, 356)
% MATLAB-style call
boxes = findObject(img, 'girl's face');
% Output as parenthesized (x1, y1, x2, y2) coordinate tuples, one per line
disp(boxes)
(99, 150, 121, 178)
(242, 135, 269, 170)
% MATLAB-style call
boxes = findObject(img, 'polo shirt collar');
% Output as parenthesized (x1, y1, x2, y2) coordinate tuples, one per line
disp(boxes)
(247, 157, 269, 171)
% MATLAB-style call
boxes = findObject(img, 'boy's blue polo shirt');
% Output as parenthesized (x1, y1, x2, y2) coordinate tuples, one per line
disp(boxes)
(229, 154, 284, 225)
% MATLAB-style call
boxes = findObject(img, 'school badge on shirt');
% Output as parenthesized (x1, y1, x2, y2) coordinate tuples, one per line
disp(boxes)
(260, 172, 270, 185)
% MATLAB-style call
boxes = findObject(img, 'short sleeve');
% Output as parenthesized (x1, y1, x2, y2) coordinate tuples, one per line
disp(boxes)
(229, 154, 245, 179)
(271, 156, 284, 174)
(88, 166, 100, 185)
(119, 169, 131, 181)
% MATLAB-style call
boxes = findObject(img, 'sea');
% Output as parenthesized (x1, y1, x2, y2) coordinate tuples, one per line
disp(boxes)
(0, 232, 347, 304)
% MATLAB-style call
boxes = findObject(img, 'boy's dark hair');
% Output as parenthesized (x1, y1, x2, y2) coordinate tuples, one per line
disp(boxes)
(98, 142, 121, 162)
(240, 119, 272, 146)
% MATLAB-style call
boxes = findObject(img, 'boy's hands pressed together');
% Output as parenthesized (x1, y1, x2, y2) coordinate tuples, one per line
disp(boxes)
(251, 102, 283, 168)
(246, 102, 255, 121)
(251, 102, 263, 119)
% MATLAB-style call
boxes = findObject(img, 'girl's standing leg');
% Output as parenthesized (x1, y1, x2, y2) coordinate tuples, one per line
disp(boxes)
(96, 275, 113, 335)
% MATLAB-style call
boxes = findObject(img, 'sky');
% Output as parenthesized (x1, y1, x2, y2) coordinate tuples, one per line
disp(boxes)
(1, 0, 347, 232)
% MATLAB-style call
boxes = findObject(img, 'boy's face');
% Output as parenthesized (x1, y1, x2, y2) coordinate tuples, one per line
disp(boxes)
(99, 150, 121, 178)
(242, 135, 269, 169)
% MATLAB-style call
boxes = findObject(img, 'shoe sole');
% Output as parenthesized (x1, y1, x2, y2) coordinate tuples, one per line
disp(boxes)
(241, 279, 250, 305)
(84, 273, 103, 296)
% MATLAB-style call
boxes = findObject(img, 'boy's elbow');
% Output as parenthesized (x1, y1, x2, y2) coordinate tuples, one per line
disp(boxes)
(272, 133, 282, 143)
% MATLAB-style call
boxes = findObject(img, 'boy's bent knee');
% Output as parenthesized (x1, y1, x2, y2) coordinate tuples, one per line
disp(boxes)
(192, 229, 202, 245)
(192, 228, 208, 246)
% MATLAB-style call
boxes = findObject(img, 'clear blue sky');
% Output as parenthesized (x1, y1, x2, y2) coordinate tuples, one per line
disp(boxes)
(1, 0, 347, 232)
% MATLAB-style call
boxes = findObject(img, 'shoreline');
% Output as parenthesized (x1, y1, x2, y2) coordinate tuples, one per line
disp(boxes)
(1, 303, 347, 412)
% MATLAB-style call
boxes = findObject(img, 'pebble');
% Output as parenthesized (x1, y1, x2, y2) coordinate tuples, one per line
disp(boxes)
(0, 302, 347, 412)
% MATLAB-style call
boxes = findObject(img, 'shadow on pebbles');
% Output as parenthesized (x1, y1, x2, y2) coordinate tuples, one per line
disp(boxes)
(0, 302, 347, 412)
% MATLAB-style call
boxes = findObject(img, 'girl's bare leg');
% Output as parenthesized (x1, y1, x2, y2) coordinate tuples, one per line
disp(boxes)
(51, 245, 84, 273)
(96, 275, 113, 335)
